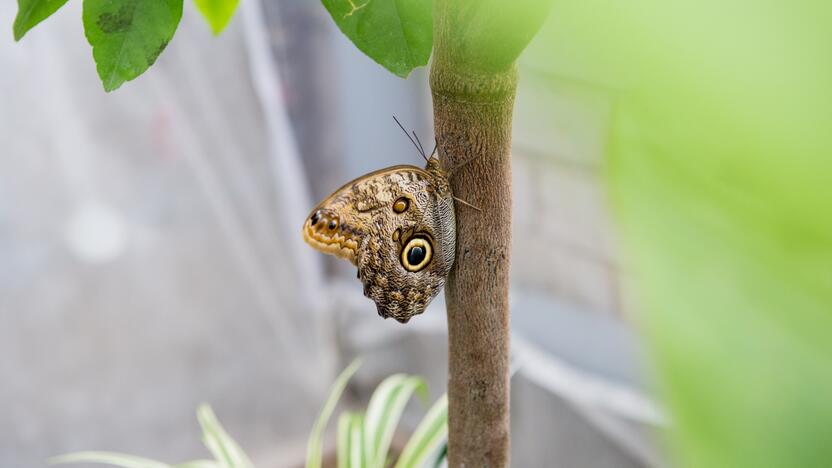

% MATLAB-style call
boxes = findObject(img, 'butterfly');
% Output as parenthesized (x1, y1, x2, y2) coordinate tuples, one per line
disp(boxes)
(302, 119, 457, 323)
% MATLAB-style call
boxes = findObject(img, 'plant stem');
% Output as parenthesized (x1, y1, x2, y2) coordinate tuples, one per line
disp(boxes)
(430, 13, 518, 465)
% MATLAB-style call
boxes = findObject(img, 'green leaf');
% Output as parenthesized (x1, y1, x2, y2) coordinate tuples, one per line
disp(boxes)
(435, 0, 553, 73)
(336, 412, 365, 468)
(49, 451, 173, 468)
(321, 0, 432, 78)
(306, 359, 362, 468)
(363, 375, 427, 468)
(50, 452, 217, 468)
(193, 0, 239, 35)
(196, 405, 253, 468)
(336, 413, 352, 468)
(173, 462, 220, 468)
(394, 394, 447, 468)
(48, 407, 245, 468)
(13, 0, 69, 41)
(348, 414, 364, 468)
(432, 443, 447, 468)
(82, 0, 183, 92)
(537, 1, 832, 467)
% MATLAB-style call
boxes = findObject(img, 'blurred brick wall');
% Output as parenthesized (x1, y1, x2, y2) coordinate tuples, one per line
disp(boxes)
(512, 69, 622, 316)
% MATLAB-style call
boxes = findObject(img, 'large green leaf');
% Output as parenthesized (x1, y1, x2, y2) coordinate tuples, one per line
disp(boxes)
(193, 0, 239, 35)
(536, 1, 832, 467)
(13, 0, 69, 40)
(82, 0, 183, 92)
(321, 0, 432, 78)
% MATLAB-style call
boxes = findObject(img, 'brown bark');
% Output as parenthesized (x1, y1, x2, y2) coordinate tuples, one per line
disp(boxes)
(430, 15, 519, 466)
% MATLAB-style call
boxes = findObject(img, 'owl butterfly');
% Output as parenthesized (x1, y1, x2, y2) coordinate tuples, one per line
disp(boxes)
(302, 126, 456, 323)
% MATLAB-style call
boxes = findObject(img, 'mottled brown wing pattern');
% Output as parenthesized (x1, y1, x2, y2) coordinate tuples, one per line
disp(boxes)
(302, 158, 455, 322)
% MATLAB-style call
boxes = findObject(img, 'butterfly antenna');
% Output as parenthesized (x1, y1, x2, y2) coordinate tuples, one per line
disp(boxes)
(393, 115, 428, 162)
(453, 196, 483, 212)
(430, 140, 437, 158)
(412, 131, 427, 158)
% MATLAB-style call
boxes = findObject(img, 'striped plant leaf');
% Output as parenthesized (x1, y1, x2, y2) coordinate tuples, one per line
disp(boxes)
(197, 405, 253, 468)
(348, 414, 364, 468)
(50, 452, 173, 468)
(363, 375, 427, 468)
(306, 359, 362, 468)
(336, 412, 353, 468)
(394, 395, 449, 468)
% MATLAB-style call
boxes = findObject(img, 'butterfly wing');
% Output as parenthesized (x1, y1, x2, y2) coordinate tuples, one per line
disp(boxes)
(302, 163, 455, 322)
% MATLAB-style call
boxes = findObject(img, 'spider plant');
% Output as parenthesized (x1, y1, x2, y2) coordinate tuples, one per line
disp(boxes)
(50, 359, 447, 468)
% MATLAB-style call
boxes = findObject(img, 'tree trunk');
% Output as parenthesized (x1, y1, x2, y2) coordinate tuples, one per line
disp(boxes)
(430, 11, 518, 465)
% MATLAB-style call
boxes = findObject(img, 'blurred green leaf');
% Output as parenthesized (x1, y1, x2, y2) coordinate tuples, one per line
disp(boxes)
(534, 1, 832, 467)
(435, 0, 552, 73)
(82, 0, 183, 91)
(363, 374, 427, 468)
(432, 443, 447, 468)
(306, 359, 362, 468)
(321, 0, 432, 78)
(193, 0, 239, 35)
(394, 394, 448, 468)
(174, 462, 220, 468)
(348, 413, 364, 468)
(336, 412, 352, 468)
(197, 405, 253, 468)
(13, 0, 69, 40)
(50, 451, 173, 468)
(336, 412, 363, 468)
(50, 406, 246, 468)
(50, 452, 217, 468)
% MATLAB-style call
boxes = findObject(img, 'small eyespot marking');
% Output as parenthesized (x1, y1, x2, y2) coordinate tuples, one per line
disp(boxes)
(401, 236, 432, 272)
(328, 219, 338, 230)
(392, 228, 401, 242)
(310, 211, 320, 226)
(393, 197, 409, 214)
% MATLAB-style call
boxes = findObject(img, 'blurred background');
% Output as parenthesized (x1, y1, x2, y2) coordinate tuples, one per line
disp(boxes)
(1, 1, 663, 467)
